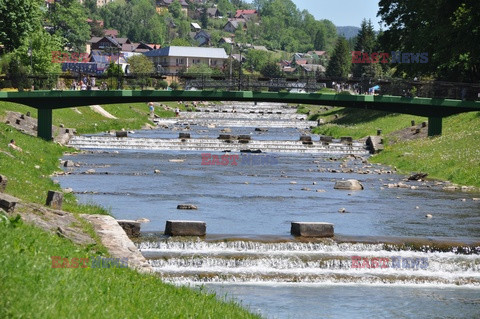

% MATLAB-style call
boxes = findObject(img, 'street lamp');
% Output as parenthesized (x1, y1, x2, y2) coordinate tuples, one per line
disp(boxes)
(27, 41, 32, 73)
(238, 45, 245, 91)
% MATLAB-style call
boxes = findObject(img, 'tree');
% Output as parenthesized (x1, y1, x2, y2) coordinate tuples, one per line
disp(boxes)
(200, 6, 208, 29)
(326, 37, 351, 78)
(352, 19, 377, 77)
(0, 0, 42, 52)
(170, 38, 191, 46)
(17, 28, 63, 75)
(378, 0, 480, 81)
(168, 0, 182, 19)
(48, 0, 91, 51)
(261, 62, 282, 78)
(128, 55, 154, 74)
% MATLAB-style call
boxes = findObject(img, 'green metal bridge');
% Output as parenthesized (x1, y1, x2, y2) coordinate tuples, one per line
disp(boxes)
(0, 89, 479, 141)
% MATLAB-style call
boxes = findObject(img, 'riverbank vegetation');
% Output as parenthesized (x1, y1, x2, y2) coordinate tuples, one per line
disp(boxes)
(305, 105, 480, 187)
(0, 212, 260, 319)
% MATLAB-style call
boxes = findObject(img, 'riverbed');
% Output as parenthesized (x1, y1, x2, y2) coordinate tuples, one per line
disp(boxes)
(57, 102, 480, 318)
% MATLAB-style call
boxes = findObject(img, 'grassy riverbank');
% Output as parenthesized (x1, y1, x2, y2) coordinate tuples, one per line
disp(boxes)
(305, 105, 480, 187)
(0, 100, 260, 318)
(0, 213, 260, 318)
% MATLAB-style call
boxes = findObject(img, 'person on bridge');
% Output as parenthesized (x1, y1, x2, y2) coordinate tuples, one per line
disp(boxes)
(148, 102, 155, 118)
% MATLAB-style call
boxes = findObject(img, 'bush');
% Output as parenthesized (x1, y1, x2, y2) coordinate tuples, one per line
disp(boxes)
(170, 81, 180, 90)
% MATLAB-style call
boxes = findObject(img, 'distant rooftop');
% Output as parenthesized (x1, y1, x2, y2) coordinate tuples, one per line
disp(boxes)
(144, 46, 228, 59)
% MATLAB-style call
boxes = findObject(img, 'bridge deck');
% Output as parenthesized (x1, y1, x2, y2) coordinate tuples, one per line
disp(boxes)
(1, 90, 479, 140)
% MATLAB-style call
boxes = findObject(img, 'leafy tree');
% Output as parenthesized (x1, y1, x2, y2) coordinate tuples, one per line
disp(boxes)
(168, 0, 183, 19)
(0, 0, 42, 52)
(244, 49, 272, 72)
(326, 37, 351, 78)
(171, 38, 192, 46)
(378, 0, 480, 81)
(216, 0, 235, 17)
(48, 0, 91, 51)
(128, 54, 154, 74)
(6, 56, 30, 91)
(17, 28, 63, 75)
(90, 20, 105, 37)
(261, 62, 282, 78)
(184, 63, 220, 75)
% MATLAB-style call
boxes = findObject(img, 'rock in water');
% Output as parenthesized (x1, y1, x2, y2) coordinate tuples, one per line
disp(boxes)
(177, 204, 198, 210)
(334, 179, 364, 190)
(408, 173, 428, 181)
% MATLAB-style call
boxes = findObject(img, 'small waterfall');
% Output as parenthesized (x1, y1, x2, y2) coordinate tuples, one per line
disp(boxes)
(139, 239, 480, 287)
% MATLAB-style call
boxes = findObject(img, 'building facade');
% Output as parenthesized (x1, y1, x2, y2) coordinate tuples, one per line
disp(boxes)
(143, 46, 228, 74)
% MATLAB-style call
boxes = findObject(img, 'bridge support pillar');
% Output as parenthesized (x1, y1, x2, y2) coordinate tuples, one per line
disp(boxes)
(38, 108, 53, 141)
(427, 117, 443, 137)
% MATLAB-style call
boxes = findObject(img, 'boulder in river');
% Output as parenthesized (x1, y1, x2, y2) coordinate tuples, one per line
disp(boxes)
(334, 179, 364, 190)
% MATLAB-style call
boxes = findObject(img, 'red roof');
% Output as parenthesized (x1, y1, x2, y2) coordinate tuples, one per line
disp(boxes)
(235, 9, 258, 18)
(295, 59, 307, 65)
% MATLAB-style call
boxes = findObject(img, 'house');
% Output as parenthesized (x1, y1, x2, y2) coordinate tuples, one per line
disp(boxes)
(143, 46, 228, 74)
(299, 64, 326, 74)
(121, 42, 154, 53)
(86, 19, 104, 28)
(104, 29, 118, 38)
(234, 9, 258, 20)
(205, 7, 220, 18)
(223, 20, 244, 33)
(193, 30, 211, 47)
(219, 37, 233, 45)
(96, 0, 116, 7)
(191, 22, 201, 32)
(87, 36, 131, 54)
(156, 0, 188, 15)
(252, 45, 268, 52)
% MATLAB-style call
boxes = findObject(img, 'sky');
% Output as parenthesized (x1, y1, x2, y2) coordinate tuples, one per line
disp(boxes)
(248, 0, 383, 30)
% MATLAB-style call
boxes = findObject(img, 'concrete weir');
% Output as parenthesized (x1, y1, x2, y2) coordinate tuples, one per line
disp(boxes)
(69, 136, 369, 154)
(291, 222, 335, 237)
(165, 220, 206, 236)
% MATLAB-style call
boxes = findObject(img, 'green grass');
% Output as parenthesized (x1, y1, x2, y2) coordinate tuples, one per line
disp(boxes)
(311, 107, 427, 139)
(0, 213, 261, 319)
(371, 112, 480, 187)
(0, 120, 108, 215)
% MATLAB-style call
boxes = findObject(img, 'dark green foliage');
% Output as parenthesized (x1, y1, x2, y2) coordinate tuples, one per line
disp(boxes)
(326, 37, 351, 77)
(261, 62, 283, 78)
(0, 0, 41, 52)
(378, 0, 480, 81)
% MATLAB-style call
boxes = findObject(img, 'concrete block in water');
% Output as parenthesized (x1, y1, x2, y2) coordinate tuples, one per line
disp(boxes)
(179, 133, 190, 139)
(46, 190, 63, 209)
(165, 220, 206, 236)
(0, 175, 7, 192)
(0, 193, 19, 212)
(116, 131, 128, 138)
(340, 136, 353, 144)
(238, 135, 251, 140)
(218, 134, 232, 140)
(320, 136, 333, 144)
(117, 220, 141, 238)
(291, 222, 334, 237)
(366, 136, 384, 154)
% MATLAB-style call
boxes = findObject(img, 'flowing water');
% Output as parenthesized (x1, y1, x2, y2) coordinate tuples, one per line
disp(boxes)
(57, 102, 480, 318)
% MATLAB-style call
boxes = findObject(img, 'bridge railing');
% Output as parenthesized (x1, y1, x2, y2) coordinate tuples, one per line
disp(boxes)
(1, 73, 479, 101)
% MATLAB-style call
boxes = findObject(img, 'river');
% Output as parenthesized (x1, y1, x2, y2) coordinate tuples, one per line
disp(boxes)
(57, 102, 480, 318)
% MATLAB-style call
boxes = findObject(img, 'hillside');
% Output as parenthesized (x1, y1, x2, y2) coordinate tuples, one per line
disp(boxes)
(336, 26, 360, 39)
